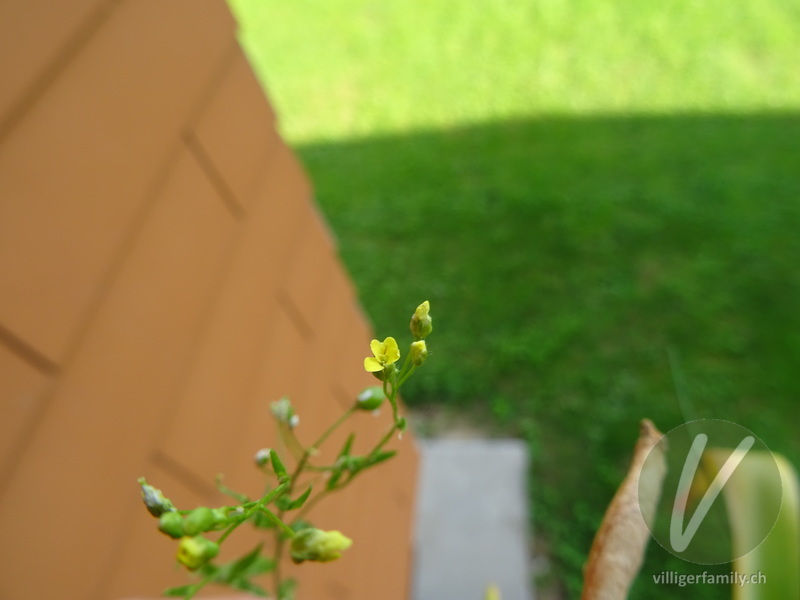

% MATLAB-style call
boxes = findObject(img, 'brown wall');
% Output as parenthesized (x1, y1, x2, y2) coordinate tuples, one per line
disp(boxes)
(0, 1, 418, 599)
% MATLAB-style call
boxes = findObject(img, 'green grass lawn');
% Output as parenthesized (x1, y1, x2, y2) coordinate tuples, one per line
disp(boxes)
(228, 1, 800, 597)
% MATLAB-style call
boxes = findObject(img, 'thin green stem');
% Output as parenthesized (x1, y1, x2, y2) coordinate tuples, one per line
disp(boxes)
(270, 405, 356, 596)
(278, 423, 305, 462)
(310, 406, 356, 455)
(395, 364, 417, 389)
(258, 506, 297, 538)
(217, 482, 289, 545)
(373, 422, 400, 454)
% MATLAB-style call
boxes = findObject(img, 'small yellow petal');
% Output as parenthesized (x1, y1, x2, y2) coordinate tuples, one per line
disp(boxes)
(369, 339, 382, 356)
(383, 337, 400, 363)
(364, 357, 384, 372)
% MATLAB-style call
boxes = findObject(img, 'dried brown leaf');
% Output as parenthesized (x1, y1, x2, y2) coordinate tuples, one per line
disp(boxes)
(581, 419, 667, 600)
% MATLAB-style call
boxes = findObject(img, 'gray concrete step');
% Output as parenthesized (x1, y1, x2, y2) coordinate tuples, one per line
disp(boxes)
(412, 439, 534, 600)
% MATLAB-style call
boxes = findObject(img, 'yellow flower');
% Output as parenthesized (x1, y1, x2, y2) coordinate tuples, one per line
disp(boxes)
(364, 337, 400, 373)
(291, 528, 353, 563)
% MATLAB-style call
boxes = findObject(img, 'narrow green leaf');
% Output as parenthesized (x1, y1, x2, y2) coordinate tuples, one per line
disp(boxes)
(198, 563, 219, 578)
(230, 578, 268, 597)
(163, 584, 199, 598)
(339, 433, 355, 458)
(286, 486, 312, 510)
(226, 543, 263, 579)
(366, 450, 397, 467)
(214, 474, 249, 503)
(243, 554, 276, 577)
(326, 469, 343, 490)
(278, 577, 297, 600)
(270, 450, 288, 480)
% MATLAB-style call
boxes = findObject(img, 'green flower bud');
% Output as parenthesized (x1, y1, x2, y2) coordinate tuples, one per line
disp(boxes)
(290, 528, 353, 564)
(138, 478, 175, 517)
(158, 511, 185, 539)
(356, 386, 386, 411)
(211, 508, 229, 529)
(371, 362, 398, 382)
(410, 300, 432, 340)
(410, 340, 428, 366)
(183, 507, 219, 536)
(176, 535, 219, 571)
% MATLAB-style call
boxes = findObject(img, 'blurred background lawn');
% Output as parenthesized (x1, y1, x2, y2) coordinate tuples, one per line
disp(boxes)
(227, 1, 800, 597)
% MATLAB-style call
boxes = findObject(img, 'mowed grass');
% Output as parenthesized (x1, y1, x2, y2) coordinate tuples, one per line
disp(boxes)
(229, 0, 800, 142)
(228, 1, 800, 598)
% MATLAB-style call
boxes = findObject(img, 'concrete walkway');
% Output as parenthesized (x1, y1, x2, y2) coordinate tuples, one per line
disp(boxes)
(412, 439, 534, 600)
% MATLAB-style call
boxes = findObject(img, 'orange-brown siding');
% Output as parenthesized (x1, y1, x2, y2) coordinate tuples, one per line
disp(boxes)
(0, 2, 418, 599)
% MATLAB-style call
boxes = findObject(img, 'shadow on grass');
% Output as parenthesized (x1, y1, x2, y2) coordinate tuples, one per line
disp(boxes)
(294, 111, 800, 599)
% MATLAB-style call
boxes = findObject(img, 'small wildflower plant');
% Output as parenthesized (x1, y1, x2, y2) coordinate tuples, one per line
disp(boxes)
(138, 301, 433, 599)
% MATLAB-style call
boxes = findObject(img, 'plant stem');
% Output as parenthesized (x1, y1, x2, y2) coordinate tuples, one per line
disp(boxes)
(311, 406, 357, 455)
(217, 482, 288, 545)
(270, 405, 356, 596)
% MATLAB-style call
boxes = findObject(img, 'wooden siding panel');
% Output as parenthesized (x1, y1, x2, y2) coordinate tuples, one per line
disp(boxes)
(0, 345, 50, 477)
(0, 0, 114, 126)
(191, 51, 278, 212)
(0, 0, 234, 364)
(0, 2, 420, 598)
(281, 214, 339, 337)
(159, 140, 311, 482)
(0, 150, 237, 600)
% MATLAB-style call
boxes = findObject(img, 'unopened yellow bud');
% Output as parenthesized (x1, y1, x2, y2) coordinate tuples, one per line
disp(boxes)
(410, 340, 428, 366)
(290, 528, 353, 563)
(410, 301, 432, 340)
(176, 535, 219, 570)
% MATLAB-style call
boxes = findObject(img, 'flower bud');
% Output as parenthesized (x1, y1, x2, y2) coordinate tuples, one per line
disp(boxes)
(158, 511, 185, 539)
(410, 340, 428, 366)
(211, 508, 229, 529)
(254, 448, 272, 467)
(410, 300, 432, 340)
(290, 528, 353, 563)
(183, 507, 218, 536)
(371, 362, 397, 382)
(356, 386, 386, 411)
(270, 397, 295, 425)
(138, 478, 175, 517)
(176, 535, 219, 570)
